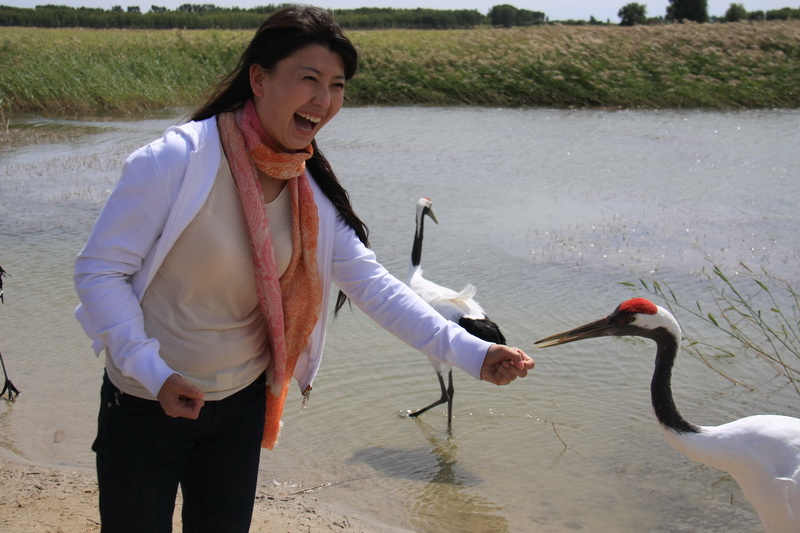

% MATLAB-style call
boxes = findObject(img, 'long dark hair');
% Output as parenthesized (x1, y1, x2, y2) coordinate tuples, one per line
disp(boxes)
(192, 5, 369, 314)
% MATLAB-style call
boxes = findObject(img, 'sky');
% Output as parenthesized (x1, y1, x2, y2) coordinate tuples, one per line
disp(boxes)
(2, 0, 795, 22)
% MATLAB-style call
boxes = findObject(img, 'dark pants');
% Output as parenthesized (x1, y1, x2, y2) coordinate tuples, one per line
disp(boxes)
(93, 372, 267, 533)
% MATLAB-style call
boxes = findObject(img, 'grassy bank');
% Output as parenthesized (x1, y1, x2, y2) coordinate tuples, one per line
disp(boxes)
(1, 21, 798, 116)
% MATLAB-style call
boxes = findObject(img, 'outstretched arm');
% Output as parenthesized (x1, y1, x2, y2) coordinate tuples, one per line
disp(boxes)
(480, 345, 535, 385)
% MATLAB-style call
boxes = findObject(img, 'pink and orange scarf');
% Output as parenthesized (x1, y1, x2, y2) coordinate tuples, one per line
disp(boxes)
(218, 99, 322, 449)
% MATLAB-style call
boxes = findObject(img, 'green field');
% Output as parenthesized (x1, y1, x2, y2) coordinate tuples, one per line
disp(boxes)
(1, 21, 798, 117)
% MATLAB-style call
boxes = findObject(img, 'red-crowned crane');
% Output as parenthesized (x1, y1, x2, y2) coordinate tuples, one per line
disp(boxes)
(0, 264, 7, 304)
(405, 197, 506, 428)
(0, 349, 19, 401)
(535, 297, 800, 533)
(0, 266, 19, 401)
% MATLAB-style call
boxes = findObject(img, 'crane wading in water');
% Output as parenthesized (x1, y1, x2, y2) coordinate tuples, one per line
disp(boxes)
(0, 265, 19, 401)
(405, 198, 506, 428)
(535, 297, 800, 533)
(0, 264, 7, 304)
(0, 349, 19, 401)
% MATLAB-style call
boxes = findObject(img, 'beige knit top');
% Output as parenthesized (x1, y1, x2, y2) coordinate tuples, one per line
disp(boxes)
(106, 159, 293, 401)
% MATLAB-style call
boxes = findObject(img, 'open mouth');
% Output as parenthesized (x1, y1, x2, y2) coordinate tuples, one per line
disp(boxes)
(295, 112, 321, 133)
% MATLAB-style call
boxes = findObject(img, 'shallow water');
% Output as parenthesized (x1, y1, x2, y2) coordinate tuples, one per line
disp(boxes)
(1, 106, 798, 532)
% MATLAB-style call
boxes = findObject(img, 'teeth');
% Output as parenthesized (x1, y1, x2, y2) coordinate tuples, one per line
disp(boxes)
(296, 112, 321, 124)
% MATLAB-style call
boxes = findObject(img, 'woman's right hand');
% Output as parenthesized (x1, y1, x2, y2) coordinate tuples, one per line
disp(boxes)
(480, 345, 535, 385)
(157, 373, 205, 419)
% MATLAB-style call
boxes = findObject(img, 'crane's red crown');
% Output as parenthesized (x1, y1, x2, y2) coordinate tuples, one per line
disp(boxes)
(619, 298, 658, 315)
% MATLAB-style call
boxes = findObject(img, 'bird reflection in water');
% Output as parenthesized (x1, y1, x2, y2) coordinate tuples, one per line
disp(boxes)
(349, 425, 509, 532)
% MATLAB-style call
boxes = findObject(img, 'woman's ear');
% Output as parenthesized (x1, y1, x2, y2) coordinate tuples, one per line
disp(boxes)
(249, 64, 267, 97)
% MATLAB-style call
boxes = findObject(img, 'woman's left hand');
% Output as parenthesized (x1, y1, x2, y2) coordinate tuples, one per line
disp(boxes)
(480, 345, 535, 385)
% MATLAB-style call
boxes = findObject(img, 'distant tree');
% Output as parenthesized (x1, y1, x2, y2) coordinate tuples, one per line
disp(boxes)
(618, 2, 647, 25)
(177, 4, 219, 13)
(127, 6, 140, 13)
(489, 4, 544, 27)
(150, 5, 166, 13)
(666, 0, 708, 22)
(110, 5, 123, 12)
(747, 10, 765, 21)
(516, 7, 545, 25)
(766, 7, 800, 20)
(724, 3, 746, 22)
(490, 4, 518, 27)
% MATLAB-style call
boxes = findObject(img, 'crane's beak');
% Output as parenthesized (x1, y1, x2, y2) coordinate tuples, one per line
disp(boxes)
(425, 207, 438, 225)
(534, 316, 612, 348)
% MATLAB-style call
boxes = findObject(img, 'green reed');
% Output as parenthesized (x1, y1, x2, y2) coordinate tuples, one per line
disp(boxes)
(1, 21, 798, 116)
(0, 27, 245, 116)
(348, 22, 800, 108)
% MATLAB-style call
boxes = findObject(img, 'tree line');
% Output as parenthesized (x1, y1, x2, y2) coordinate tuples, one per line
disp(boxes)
(0, 4, 545, 29)
(618, 1, 800, 25)
(0, 2, 798, 29)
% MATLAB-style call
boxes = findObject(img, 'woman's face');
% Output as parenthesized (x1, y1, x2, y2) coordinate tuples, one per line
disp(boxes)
(250, 44, 346, 152)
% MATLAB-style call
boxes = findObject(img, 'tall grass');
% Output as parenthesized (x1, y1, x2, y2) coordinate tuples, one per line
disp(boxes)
(1, 21, 798, 116)
(349, 22, 800, 108)
(0, 27, 245, 115)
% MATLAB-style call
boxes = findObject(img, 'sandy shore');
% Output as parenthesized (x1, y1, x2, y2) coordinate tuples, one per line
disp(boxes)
(0, 457, 393, 532)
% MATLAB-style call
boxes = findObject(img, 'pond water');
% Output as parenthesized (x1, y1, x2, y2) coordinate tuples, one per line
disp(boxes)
(1, 106, 798, 532)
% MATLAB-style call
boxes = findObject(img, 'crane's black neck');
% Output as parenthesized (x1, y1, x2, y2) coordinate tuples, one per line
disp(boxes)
(650, 328, 701, 434)
(411, 214, 425, 268)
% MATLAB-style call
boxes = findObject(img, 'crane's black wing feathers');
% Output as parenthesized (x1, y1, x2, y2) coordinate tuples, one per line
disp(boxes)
(458, 316, 506, 345)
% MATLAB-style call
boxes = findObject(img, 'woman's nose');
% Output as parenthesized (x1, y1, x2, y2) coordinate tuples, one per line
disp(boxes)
(312, 86, 331, 108)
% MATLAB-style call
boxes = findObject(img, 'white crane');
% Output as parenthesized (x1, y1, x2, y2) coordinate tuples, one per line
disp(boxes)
(405, 197, 506, 427)
(0, 264, 7, 304)
(0, 266, 19, 401)
(535, 297, 800, 533)
(0, 349, 19, 401)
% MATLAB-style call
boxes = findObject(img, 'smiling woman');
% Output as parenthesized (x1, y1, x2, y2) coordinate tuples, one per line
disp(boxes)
(249, 45, 346, 154)
(71, 5, 534, 532)
(246, 44, 347, 202)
